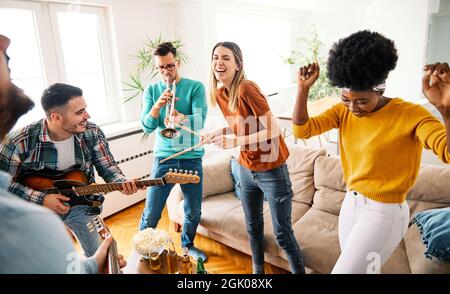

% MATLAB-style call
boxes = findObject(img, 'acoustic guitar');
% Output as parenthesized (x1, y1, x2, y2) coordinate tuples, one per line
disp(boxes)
(20, 166, 200, 208)
(87, 216, 120, 274)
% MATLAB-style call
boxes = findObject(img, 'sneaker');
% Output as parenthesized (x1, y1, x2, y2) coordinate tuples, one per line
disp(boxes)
(188, 246, 207, 262)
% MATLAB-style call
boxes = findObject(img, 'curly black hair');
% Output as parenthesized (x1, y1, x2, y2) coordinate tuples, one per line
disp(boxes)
(326, 30, 398, 91)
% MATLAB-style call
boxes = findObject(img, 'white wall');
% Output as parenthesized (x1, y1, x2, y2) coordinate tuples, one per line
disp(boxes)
(104, 0, 171, 122)
(172, 0, 432, 104)
(290, 0, 430, 103)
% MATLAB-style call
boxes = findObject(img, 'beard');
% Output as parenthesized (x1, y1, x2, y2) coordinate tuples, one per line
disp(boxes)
(0, 84, 34, 139)
(62, 120, 87, 134)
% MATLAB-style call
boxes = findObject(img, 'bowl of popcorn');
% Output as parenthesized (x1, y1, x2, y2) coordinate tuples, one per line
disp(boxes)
(132, 228, 170, 258)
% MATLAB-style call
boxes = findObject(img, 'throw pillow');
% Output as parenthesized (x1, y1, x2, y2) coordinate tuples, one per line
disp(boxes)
(411, 207, 450, 261)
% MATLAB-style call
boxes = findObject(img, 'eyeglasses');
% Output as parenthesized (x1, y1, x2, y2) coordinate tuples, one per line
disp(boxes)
(156, 63, 176, 72)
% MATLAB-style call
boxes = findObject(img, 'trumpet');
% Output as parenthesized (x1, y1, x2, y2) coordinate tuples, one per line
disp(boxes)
(161, 80, 179, 139)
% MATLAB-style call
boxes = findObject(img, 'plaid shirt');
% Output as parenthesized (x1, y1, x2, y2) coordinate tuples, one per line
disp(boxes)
(0, 119, 126, 205)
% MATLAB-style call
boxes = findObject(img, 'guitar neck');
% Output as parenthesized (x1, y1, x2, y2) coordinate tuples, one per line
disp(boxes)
(74, 178, 166, 196)
(108, 239, 121, 274)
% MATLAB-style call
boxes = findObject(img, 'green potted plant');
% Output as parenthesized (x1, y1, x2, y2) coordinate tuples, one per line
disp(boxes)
(123, 35, 190, 103)
(283, 27, 340, 101)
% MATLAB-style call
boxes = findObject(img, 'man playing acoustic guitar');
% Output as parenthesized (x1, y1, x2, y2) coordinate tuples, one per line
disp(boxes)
(0, 82, 139, 257)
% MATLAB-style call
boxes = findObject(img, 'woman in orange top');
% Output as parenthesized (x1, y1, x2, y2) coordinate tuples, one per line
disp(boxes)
(203, 42, 305, 274)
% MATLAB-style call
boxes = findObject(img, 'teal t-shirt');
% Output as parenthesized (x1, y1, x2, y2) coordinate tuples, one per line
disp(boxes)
(141, 78, 207, 159)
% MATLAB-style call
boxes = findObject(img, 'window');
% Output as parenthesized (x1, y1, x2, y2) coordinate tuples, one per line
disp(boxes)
(0, 2, 46, 127)
(215, 13, 291, 95)
(0, 0, 119, 128)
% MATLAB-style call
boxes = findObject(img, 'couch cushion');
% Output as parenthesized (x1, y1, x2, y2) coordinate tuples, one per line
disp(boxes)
(312, 188, 345, 216)
(217, 200, 278, 256)
(286, 146, 327, 205)
(381, 241, 411, 274)
(197, 192, 243, 232)
(288, 208, 340, 273)
(407, 165, 450, 217)
(404, 224, 450, 273)
(202, 159, 234, 198)
(312, 155, 346, 215)
(191, 193, 311, 258)
(291, 202, 311, 224)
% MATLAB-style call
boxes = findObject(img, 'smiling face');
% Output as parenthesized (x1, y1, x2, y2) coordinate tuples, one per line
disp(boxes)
(212, 46, 240, 89)
(51, 96, 91, 134)
(341, 89, 384, 117)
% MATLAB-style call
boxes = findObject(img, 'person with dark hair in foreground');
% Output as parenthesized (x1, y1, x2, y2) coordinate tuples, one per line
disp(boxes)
(0, 34, 126, 273)
(0, 81, 140, 258)
(292, 30, 450, 273)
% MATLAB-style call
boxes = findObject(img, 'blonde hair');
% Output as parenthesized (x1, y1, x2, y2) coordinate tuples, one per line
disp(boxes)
(209, 42, 246, 112)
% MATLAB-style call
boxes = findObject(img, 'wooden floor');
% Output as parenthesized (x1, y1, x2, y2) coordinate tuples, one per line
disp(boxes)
(102, 200, 288, 274)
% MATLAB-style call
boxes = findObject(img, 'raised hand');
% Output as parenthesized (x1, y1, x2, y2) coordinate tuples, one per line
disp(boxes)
(297, 62, 320, 89)
(422, 62, 450, 116)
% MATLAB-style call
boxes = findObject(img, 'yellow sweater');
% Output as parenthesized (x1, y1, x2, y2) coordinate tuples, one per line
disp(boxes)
(292, 98, 450, 203)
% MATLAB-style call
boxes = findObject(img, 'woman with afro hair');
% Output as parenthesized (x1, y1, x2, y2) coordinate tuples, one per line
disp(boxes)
(292, 30, 450, 274)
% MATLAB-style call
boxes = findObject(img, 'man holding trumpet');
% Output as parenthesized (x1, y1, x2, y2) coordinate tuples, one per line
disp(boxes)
(140, 42, 208, 262)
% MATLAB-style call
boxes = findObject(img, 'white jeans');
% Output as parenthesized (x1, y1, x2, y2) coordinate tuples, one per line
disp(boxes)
(332, 191, 409, 274)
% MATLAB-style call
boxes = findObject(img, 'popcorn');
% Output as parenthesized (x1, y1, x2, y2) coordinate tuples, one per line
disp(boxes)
(132, 228, 169, 255)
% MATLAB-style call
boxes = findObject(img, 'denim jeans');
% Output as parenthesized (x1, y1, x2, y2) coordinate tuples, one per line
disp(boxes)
(239, 163, 305, 274)
(61, 205, 101, 257)
(140, 157, 203, 248)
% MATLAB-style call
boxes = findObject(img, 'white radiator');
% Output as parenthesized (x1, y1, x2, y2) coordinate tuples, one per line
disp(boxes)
(98, 130, 155, 218)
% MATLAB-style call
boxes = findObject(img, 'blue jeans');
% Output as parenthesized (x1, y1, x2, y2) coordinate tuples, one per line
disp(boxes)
(140, 157, 203, 248)
(61, 205, 101, 257)
(239, 163, 305, 274)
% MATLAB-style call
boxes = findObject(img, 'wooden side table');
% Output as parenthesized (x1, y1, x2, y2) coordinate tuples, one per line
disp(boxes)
(123, 250, 198, 274)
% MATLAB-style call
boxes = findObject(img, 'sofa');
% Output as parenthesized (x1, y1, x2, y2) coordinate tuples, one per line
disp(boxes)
(166, 146, 450, 273)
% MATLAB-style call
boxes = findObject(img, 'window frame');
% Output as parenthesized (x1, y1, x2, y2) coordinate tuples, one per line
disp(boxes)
(0, 0, 121, 126)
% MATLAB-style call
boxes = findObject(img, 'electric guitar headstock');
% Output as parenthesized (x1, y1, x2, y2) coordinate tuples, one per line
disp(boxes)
(87, 216, 110, 239)
(164, 169, 200, 184)
(87, 216, 120, 274)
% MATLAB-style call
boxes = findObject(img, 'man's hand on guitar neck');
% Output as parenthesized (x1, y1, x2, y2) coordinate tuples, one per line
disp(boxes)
(43, 194, 71, 215)
(94, 235, 127, 274)
(120, 178, 143, 195)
